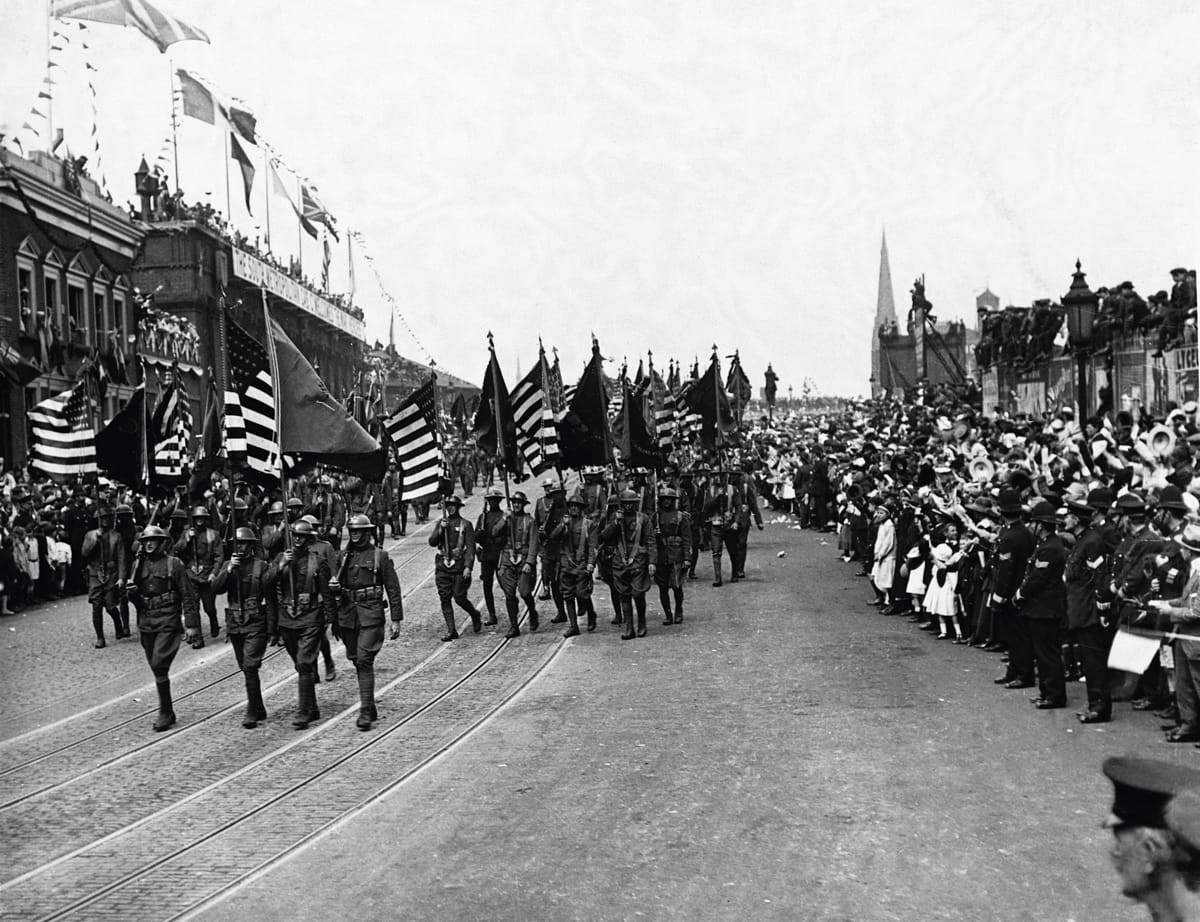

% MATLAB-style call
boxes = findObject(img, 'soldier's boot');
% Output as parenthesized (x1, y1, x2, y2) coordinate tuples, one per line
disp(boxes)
(563, 599, 580, 638)
(635, 595, 648, 638)
(153, 676, 176, 732)
(621, 598, 636, 641)
(673, 589, 684, 624)
(483, 584, 498, 626)
(610, 593, 623, 625)
(527, 602, 539, 633)
(242, 668, 265, 728)
(465, 600, 483, 634)
(440, 607, 460, 642)
(659, 586, 674, 626)
(549, 582, 567, 623)
(504, 597, 521, 639)
(292, 673, 319, 729)
(208, 613, 221, 638)
(356, 666, 376, 731)
(117, 603, 131, 638)
(92, 606, 107, 648)
(320, 633, 335, 681)
(711, 552, 723, 587)
(107, 607, 123, 642)
(586, 601, 597, 633)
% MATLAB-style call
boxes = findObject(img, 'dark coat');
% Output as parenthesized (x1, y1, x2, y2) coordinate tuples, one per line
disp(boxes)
(1018, 532, 1067, 621)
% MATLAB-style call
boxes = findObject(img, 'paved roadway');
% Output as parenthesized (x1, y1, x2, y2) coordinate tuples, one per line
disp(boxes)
(0, 498, 1187, 921)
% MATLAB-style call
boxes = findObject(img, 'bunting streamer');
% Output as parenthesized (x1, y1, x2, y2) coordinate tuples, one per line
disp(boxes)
(351, 230, 436, 366)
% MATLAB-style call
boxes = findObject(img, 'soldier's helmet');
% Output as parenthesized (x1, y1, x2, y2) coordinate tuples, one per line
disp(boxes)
(348, 514, 373, 531)
(485, 486, 504, 500)
(511, 491, 528, 505)
(444, 494, 465, 508)
(136, 525, 169, 542)
(190, 505, 211, 519)
(268, 500, 285, 516)
(300, 514, 320, 527)
(170, 507, 189, 521)
(231, 498, 249, 511)
(290, 520, 315, 537)
(96, 506, 114, 520)
(620, 489, 640, 504)
(286, 497, 304, 510)
(541, 478, 557, 492)
(114, 503, 133, 515)
(565, 488, 587, 507)
(658, 487, 679, 501)
(234, 526, 258, 543)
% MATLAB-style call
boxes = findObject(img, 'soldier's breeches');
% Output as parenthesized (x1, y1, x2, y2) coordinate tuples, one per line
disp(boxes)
(497, 564, 534, 603)
(340, 623, 385, 668)
(281, 622, 323, 675)
(230, 630, 268, 670)
(559, 569, 593, 601)
(435, 569, 478, 614)
(140, 628, 182, 674)
(195, 583, 218, 619)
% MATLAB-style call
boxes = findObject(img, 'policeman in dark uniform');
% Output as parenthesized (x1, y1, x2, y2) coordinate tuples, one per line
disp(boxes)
(1064, 489, 1116, 723)
(213, 526, 275, 729)
(475, 485, 506, 626)
(990, 489, 1037, 688)
(601, 488, 653, 640)
(328, 514, 403, 730)
(127, 525, 199, 731)
(654, 487, 692, 625)
(429, 494, 482, 641)
(496, 490, 539, 637)
(266, 519, 333, 729)
(1014, 500, 1068, 708)
(552, 488, 597, 637)
(81, 507, 127, 647)
(173, 505, 225, 643)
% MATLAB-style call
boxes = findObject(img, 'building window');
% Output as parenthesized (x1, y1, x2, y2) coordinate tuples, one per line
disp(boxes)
(44, 276, 59, 331)
(93, 290, 107, 340)
(68, 284, 86, 342)
(17, 266, 33, 332)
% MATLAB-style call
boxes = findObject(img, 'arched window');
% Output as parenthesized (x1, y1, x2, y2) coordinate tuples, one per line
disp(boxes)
(15, 236, 41, 335)
(42, 248, 65, 335)
(93, 265, 112, 344)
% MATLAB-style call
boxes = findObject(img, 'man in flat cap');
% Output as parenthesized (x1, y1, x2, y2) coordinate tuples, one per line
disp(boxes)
(1103, 756, 1200, 919)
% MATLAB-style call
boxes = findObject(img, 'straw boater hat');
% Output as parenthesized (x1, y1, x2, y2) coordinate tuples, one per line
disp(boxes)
(1178, 524, 1200, 555)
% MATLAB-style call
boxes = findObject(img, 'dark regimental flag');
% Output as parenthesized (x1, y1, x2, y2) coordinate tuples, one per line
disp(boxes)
(546, 350, 566, 420)
(150, 373, 192, 490)
(611, 379, 663, 471)
(30, 382, 97, 482)
(473, 349, 521, 475)
(384, 377, 441, 501)
(510, 348, 560, 476)
(224, 314, 280, 483)
(189, 375, 223, 497)
(557, 338, 613, 470)
(96, 383, 146, 490)
(683, 353, 737, 450)
(725, 352, 752, 422)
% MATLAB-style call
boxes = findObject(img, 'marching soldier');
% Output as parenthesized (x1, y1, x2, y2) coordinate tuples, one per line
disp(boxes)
(262, 501, 287, 560)
(535, 479, 568, 619)
(429, 494, 483, 641)
(81, 507, 127, 647)
(166, 506, 188, 544)
(126, 524, 199, 731)
(213, 526, 275, 729)
(310, 477, 347, 551)
(496, 490, 539, 637)
(300, 513, 339, 681)
(383, 460, 407, 538)
(601, 489, 653, 640)
(654, 487, 693, 625)
(552, 489, 597, 636)
(597, 493, 624, 625)
(114, 503, 138, 635)
(581, 468, 609, 523)
(265, 519, 333, 729)
(677, 470, 702, 579)
(328, 514, 403, 730)
(475, 485, 506, 626)
(703, 472, 738, 587)
(173, 506, 225, 643)
(727, 470, 764, 580)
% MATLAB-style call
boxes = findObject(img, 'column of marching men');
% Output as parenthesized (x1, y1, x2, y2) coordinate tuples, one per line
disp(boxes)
(101, 462, 766, 733)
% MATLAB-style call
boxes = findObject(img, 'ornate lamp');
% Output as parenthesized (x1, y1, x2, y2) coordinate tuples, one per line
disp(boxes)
(1061, 260, 1098, 419)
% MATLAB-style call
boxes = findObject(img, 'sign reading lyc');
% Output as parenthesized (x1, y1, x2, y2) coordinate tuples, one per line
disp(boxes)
(230, 247, 366, 342)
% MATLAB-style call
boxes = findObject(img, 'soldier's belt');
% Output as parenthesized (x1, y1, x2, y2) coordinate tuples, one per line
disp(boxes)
(227, 602, 260, 616)
(349, 587, 384, 601)
(143, 592, 178, 613)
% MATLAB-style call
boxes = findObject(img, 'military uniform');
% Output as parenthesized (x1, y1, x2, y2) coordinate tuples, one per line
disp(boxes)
(475, 492, 506, 626)
(496, 497, 539, 637)
(266, 534, 333, 728)
(429, 498, 483, 640)
(702, 478, 742, 586)
(654, 494, 693, 625)
(331, 528, 403, 729)
(213, 538, 275, 728)
(535, 485, 567, 618)
(383, 465, 407, 537)
(309, 487, 347, 551)
(128, 532, 199, 730)
(601, 494, 652, 639)
(172, 515, 225, 641)
(552, 497, 597, 636)
(81, 516, 127, 645)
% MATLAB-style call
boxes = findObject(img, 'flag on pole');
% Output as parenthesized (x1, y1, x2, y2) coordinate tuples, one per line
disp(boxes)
(473, 348, 520, 475)
(189, 373, 223, 497)
(649, 368, 676, 451)
(95, 383, 146, 489)
(726, 352, 752, 423)
(557, 338, 612, 470)
(384, 377, 440, 501)
(229, 131, 255, 215)
(510, 350, 560, 475)
(175, 68, 214, 124)
(684, 353, 737, 450)
(30, 382, 97, 482)
(53, 0, 211, 53)
(224, 313, 280, 483)
(150, 373, 192, 490)
(300, 185, 337, 241)
(611, 379, 663, 470)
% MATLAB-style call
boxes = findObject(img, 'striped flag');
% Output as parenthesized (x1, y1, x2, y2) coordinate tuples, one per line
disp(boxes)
(649, 369, 676, 451)
(30, 383, 97, 482)
(510, 353, 560, 476)
(224, 315, 280, 482)
(384, 377, 440, 501)
(150, 376, 192, 487)
(546, 351, 566, 420)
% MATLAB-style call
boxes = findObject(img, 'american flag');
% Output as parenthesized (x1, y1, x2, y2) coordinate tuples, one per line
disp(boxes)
(649, 369, 676, 451)
(384, 377, 440, 501)
(546, 352, 567, 421)
(224, 316, 280, 480)
(510, 357, 560, 475)
(674, 380, 703, 442)
(29, 382, 97, 482)
(151, 376, 192, 485)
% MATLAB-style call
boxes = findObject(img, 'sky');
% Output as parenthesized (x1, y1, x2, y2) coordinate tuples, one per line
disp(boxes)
(3, 0, 1197, 397)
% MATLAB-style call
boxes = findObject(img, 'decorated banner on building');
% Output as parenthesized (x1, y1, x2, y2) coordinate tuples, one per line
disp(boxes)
(231, 247, 365, 340)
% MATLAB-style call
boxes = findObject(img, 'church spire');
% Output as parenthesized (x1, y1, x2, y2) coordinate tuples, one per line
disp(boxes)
(871, 229, 897, 396)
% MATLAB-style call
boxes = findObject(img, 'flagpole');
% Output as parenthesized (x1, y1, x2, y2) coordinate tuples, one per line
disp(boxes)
(712, 344, 723, 475)
(487, 332, 517, 553)
(140, 356, 150, 495)
(295, 176, 303, 274)
(262, 150, 271, 252)
(259, 289, 294, 597)
(223, 128, 232, 225)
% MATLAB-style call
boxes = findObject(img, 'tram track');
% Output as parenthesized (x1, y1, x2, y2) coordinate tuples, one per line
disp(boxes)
(3, 612, 565, 922)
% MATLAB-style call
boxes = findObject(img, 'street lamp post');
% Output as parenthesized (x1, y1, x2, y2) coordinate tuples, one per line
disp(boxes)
(1062, 260, 1098, 422)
